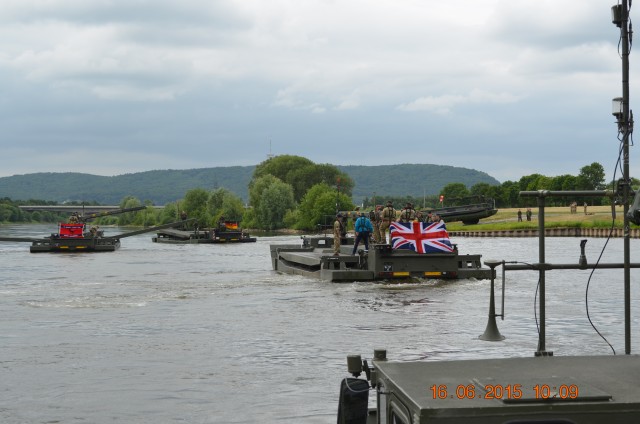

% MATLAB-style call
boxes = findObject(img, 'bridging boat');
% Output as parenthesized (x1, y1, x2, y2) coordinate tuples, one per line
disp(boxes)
(420, 195, 498, 225)
(270, 220, 493, 282)
(152, 219, 256, 244)
(336, 3, 640, 422)
(0, 206, 189, 252)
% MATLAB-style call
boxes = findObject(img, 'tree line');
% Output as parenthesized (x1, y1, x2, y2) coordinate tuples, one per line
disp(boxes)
(0, 158, 620, 231)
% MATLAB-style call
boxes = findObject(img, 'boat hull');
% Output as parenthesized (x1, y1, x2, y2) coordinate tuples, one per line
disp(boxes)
(350, 354, 640, 424)
(29, 237, 121, 252)
(270, 236, 493, 282)
(152, 228, 256, 244)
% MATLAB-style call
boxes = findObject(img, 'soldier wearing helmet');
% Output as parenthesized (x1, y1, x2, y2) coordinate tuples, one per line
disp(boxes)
(370, 205, 383, 243)
(379, 201, 395, 244)
(399, 202, 417, 223)
(333, 213, 344, 256)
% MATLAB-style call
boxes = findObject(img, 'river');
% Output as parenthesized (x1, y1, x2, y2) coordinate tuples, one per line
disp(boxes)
(1, 224, 640, 423)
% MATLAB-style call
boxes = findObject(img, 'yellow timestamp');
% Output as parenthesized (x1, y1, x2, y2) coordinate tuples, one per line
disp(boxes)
(429, 384, 579, 400)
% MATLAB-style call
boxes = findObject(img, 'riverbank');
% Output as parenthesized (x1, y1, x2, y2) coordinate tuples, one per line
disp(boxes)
(448, 206, 624, 229)
(450, 227, 640, 238)
(446, 205, 639, 237)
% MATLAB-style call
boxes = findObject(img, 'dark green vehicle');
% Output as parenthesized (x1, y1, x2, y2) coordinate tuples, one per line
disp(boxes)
(421, 196, 497, 225)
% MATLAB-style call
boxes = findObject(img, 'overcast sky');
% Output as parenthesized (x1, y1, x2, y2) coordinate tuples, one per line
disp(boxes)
(0, 0, 636, 184)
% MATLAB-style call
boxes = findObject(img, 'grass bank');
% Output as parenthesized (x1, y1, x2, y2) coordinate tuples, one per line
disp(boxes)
(446, 206, 626, 232)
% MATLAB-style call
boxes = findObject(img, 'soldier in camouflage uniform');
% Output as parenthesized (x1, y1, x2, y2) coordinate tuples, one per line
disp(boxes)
(333, 213, 344, 256)
(424, 212, 434, 224)
(350, 206, 360, 232)
(68, 212, 79, 223)
(379, 201, 395, 244)
(370, 206, 382, 243)
(399, 202, 417, 223)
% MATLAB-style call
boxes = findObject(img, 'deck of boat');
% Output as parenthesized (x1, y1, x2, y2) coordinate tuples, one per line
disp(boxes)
(361, 353, 640, 423)
(153, 228, 256, 244)
(270, 237, 493, 282)
(29, 238, 121, 252)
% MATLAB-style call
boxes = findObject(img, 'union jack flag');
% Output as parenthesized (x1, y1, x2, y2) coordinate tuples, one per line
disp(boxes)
(389, 221, 454, 253)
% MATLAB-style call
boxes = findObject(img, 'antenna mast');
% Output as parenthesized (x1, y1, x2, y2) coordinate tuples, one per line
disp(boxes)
(612, 0, 633, 354)
(267, 139, 274, 159)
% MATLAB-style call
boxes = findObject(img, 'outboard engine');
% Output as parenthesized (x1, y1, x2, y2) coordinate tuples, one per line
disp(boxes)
(356, 249, 368, 269)
(337, 378, 369, 424)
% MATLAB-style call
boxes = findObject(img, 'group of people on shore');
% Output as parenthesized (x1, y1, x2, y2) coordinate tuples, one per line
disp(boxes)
(517, 208, 533, 222)
(332, 201, 441, 256)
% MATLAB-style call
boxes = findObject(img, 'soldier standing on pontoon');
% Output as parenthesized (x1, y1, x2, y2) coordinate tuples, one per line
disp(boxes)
(333, 213, 344, 256)
(371, 205, 382, 243)
(379, 201, 395, 244)
(398, 202, 417, 223)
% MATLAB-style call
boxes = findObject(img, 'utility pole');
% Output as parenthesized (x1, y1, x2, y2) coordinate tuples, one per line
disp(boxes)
(611, 0, 633, 354)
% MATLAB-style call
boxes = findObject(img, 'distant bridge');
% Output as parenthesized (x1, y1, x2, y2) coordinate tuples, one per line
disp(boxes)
(19, 205, 163, 213)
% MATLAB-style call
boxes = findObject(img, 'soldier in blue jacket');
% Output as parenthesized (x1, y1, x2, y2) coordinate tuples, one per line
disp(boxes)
(351, 212, 373, 255)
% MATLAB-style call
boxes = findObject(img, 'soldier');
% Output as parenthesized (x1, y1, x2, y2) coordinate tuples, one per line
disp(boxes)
(370, 206, 382, 243)
(333, 213, 343, 256)
(218, 216, 226, 231)
(180, 210, 188, 229)
(350, 206, 360, 231)
(68, 212, 79, 223)
(570, 202, 577, 214)
(399, 202, 417, 223)
(339, 213, 348, 238)
(424, 212, 433, 224)
(379, 201, 395, 243)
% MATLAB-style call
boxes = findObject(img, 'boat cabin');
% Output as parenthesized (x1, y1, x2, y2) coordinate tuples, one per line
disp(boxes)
(58, 223, 85, 238)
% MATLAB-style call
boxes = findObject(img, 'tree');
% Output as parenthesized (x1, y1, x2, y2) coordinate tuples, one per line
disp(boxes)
(499, 181, 520, 208)
(519, 174, 544, 191)
(577, 162, 606, 190)
(251, 155, 353, 202)
(295, 183, 353, 230)
(117, 196, 143, 225)
(182, 188, 211, 226)
(159, 202, 179, 224)
(0, 204, 18, 222)
(531, 175, 553, 190)
(207, 188, 245, 222)
(248, 174, 283, 210)
(469, 183, 494, 197)
(255, 180, 295, 230)
(440, 183, 469, 201)
(253, 155, 314, 182)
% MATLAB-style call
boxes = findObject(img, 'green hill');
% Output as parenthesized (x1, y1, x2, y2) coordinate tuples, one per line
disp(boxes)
(341, 164, 498, 203)
(0, 164, 499, 205)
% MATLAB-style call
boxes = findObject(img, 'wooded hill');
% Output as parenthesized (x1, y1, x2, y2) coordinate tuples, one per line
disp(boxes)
(0, 164, 499, 205)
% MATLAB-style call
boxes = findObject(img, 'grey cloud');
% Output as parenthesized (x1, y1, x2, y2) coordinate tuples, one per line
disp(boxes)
(0, 0, 635, 184)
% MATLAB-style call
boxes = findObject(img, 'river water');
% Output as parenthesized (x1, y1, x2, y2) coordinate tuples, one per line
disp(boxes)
(1, 224, 640, 423)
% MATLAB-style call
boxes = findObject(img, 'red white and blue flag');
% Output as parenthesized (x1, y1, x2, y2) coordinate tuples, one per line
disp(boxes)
(389, 221, 454, 253)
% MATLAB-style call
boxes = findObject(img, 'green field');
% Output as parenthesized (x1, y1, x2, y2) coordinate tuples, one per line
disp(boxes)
(447, 206, 627, 231)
